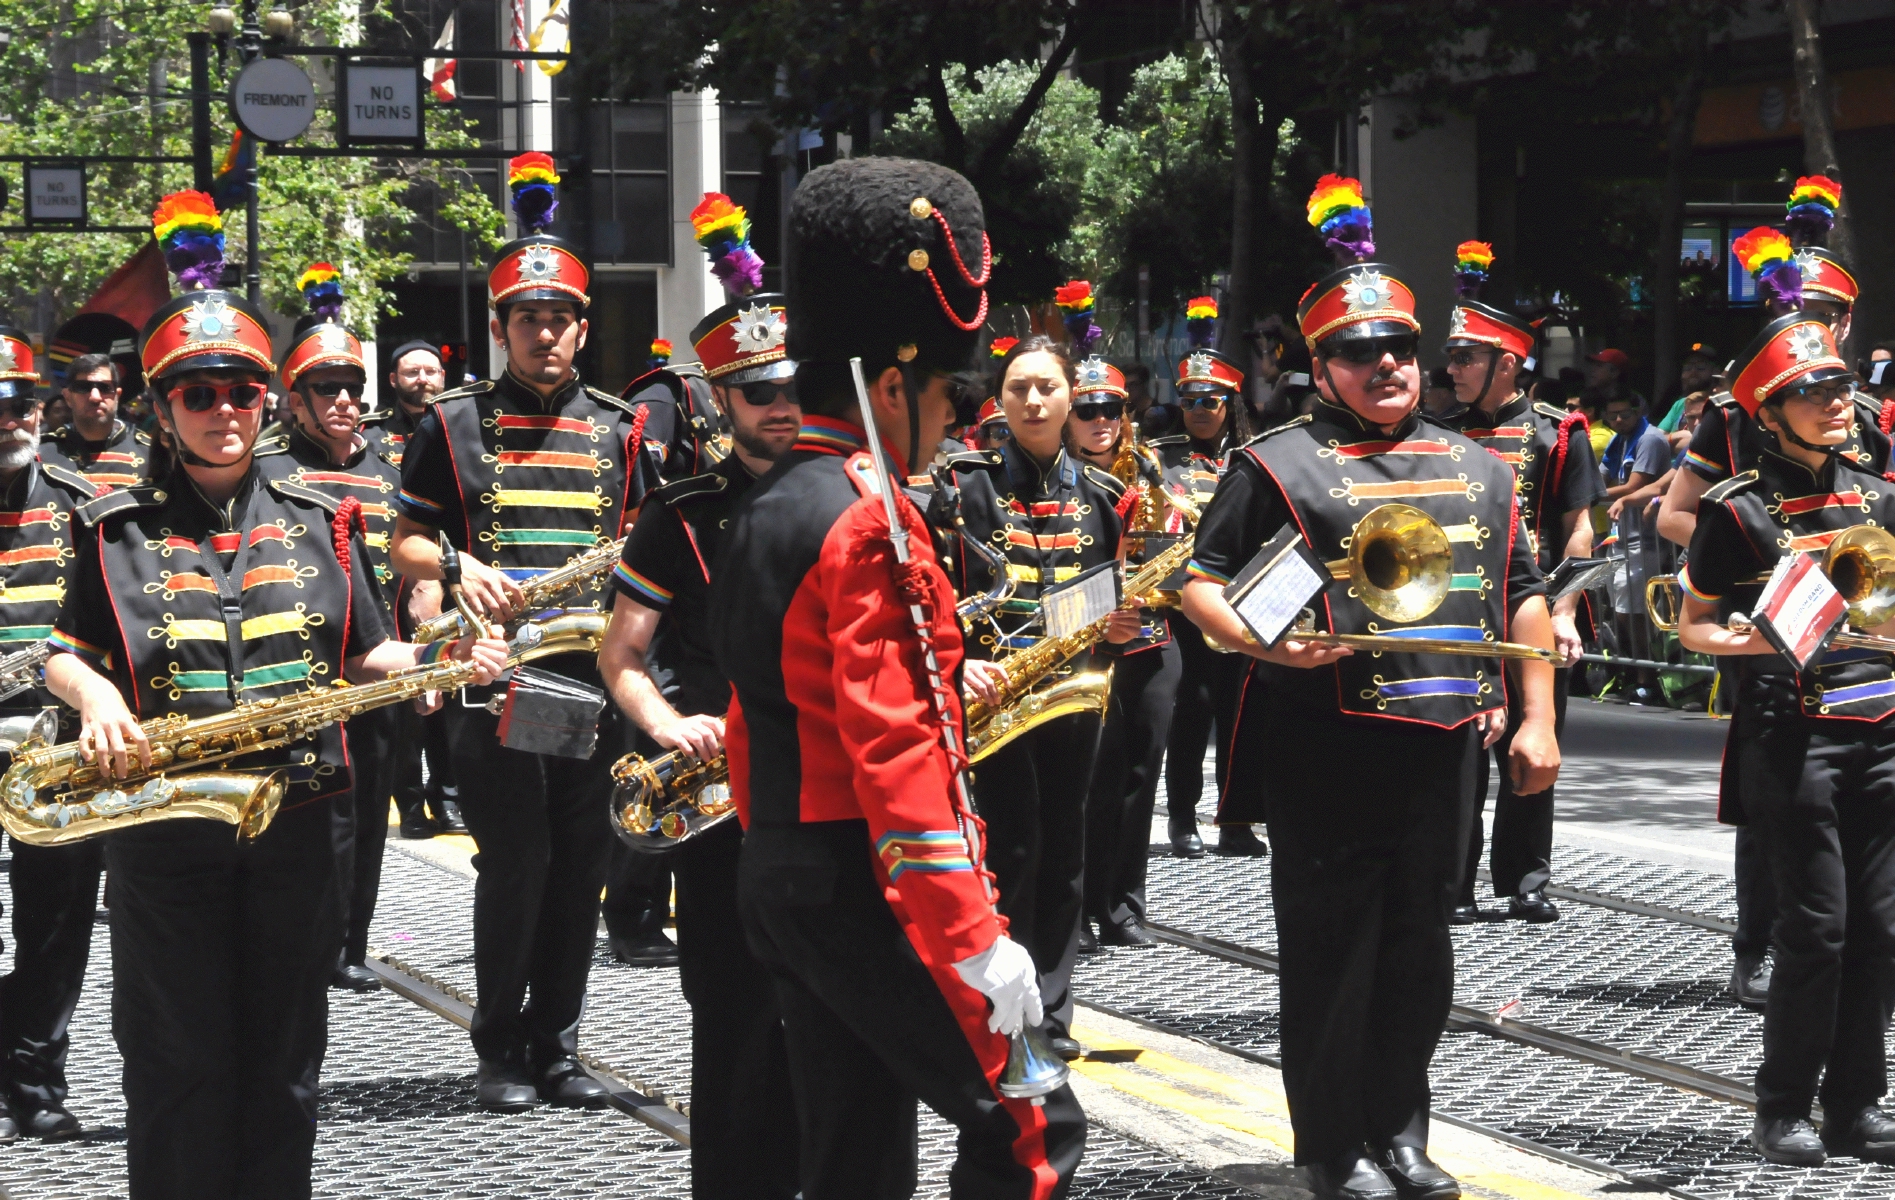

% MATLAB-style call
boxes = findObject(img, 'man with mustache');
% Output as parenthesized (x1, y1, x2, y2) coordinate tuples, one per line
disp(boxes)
(40, 352, 150, 491)
(597, 211, 802, 1195)
(0, 328, 109, 1142)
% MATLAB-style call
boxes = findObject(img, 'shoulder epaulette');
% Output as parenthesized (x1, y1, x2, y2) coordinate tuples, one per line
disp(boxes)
(134, 427, 154, 447)
(649, 471, 728, 506)
(359, 408, 390, 428)
(433, 379, 496, 406)
(1710, 390, 1741, 410)
(75, 483, 166, 527)
(1244, 414, 1313, 445)
(944, 450, 1005, 472)
(1417, 410, 1459, 431)
(266, 476, 343, 514)
(585, 384, 637, 417)
(617, 367, 684, 406)
(1082, 464, 1126, 496)
(1703, 470, 1759, 504)
(1533, 402, 1571, 422)
(254, 432, 289, 457)
(1148, 433, 1187, 446)
(39, 460, 102, 501)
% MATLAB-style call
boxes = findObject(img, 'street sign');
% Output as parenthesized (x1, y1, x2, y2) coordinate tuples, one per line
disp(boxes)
(25, 165, 84, 224)
(340, 62, 423, 145)
(230, 56, 316, 144)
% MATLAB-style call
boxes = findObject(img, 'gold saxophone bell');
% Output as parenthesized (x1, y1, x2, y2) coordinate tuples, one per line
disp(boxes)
(1824, 525, 1895, 629)
(1323, 503, 1454, 624)
(609, 749, 735, 853)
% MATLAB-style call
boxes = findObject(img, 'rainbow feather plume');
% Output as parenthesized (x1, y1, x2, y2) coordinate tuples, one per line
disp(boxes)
(297, 262, 343, 321)
(508, 152, 560, 234)
(1785, 174, 1842, 245)
(648, 338, 672, 369)
(1306, 174, 1374, 262)
(1734, 226, 1802, 308)
(1454, 240, 1494, 299)
(151, 190, 225, 291)
(1055, 280, 1099, 355)
(689, 192, 764, 297)
(210, 131, 252, 212)
(1186, 295, 1217, 349)
(989, 336, 1018, 359)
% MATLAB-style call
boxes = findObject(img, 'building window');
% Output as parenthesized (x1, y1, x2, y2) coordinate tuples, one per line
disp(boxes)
(557, 92, 671, 267)
(721, 102, 781, 293)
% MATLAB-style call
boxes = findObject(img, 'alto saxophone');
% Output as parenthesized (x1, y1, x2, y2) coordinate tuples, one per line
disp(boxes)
(0, 641, 51, 706)
(610, 749, 733, 852)
(413, 537, 625, 645)
(1, 613, 608, 846)
(964, 534, 1196, 761)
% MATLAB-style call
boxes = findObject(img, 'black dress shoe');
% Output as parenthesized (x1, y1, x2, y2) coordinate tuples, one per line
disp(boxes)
(1077, 923, 1100, 954)
(1752, 1116, 1825, 1165)
(539, 1059, 610, 1109)
(1168, 815, 1205, 859)
(1507, 890, 1559, 923)
(1730, 953, 1771, 1011)
(1047, 1036, 1083, 1061)
(1213, 824, 1269, 857)
(21, 1104, 80, 1140)
(1304, 1155, 1397, 1200)
(397, 816, 439, 839)
(1448, 905, 1479, 926)
(1377, 1146, 1459, 1199)
(437, 800, 469, 835)
(1098, 917, 1157, 948)
(0, 1095, 20, 1144)
(1822, 1105, 1895, 1163)
(609, 931, 680, 967)
(476, 1062, 540, 1112)
(331, 963, 380, 992)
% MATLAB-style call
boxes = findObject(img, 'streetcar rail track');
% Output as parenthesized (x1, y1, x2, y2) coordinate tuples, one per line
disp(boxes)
(1473, 869, 1736, 935)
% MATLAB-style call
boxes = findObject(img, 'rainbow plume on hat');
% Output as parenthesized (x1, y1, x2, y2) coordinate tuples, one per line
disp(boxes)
(1454, 241, 1494, 299)
(989, 336, 1018, 359)
(1306, 174, 1374, 262)
(297, 262, 343, 321)
(1186, 295, 1218, 349)
(1785, 174, 1842, 246)
(508, 152, 560, 234)
(1734, 226, 1803, 309)
(1055, 280, 1099, 356)
(690, 192, 764, 297)
(648, 338, 672, 369)
(152, 190, 225, 291)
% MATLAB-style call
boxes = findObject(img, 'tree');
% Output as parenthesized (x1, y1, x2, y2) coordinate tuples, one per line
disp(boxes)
(1786, 0, 1851, 266)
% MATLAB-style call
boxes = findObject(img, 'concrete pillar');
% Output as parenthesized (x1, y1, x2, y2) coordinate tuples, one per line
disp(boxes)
(1361, 96, 1478, 369)
(657, 89, 722, 367)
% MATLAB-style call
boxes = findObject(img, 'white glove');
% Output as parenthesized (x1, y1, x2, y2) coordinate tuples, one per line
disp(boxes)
(952, 935, 1044, 1036)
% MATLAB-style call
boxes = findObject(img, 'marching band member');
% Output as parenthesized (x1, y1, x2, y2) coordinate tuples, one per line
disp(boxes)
(39, 351, 150, 490)
(1435, 242, 1601, 924)
(0, 328, 106, 1141)
(597, 199, 800, 1198)
(390, 155, 645, 1111)
(262, 264, 407, 994)
(1181, 176, 1558, 1200)
(1154, 295, 1261, 859)
(45, 191, 505, 1197)
(711, 156, 1085, 1198)
(1674, 316, 1895, 1167)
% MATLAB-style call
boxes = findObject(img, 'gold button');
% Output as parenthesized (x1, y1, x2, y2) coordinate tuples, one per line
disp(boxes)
(153, 491, 167, 501)
(908, 248, 930, 272)
(897, 344, 918, 362)
(910, 197, 933, 219)
(888, 845, 903, 858)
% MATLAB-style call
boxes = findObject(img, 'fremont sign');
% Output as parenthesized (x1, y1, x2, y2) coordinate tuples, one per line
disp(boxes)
(230, 56, 317, 144)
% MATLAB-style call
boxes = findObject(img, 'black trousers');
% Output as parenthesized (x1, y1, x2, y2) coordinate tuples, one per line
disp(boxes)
(445, 702, 617, 1068)
(1084, 640, 1182, 926)
(108, 801, 341, 1199)
(602, 837, 672, 940)
(675, 820, 799, 1199)
(1164, 611, 1244, 822)
(972, 710, 1102, 1036)
(336, 706, 398, 967)
(1262, 704, 1479, 1166)
(1459, 667, 1566, 902)
(1739, 716, 1895, 1121)
(739, 821, 1086, 1200)
(394, 706, 457, 826)
(1, 836, 103, 1111)
(1734, 825, 1780, 960)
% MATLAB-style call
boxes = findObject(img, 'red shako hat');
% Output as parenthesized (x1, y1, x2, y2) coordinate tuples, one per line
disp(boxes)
(1729, 313, 1851, 416)
(489, 153, 590, 310)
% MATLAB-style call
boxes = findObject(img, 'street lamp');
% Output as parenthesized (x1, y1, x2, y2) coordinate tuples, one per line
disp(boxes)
(238, 0, 262, 305)
(206, 7, 236, 34)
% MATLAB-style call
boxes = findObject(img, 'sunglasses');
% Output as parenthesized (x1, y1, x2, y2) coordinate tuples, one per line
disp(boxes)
(169, 382, 266, 413)
(1445, 348, 1492, 368)
(303, 379, 361, 400)
(1181, 394, 1227, 411)
(1329, 334, 1419, 366)
(1072, 400, 1125, 422)
(736, 380, 797, 407)
(0, 396, 41, 421)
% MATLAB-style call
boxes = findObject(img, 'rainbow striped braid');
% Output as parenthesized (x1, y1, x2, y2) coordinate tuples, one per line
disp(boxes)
(152, 190, 225, 290)
(507, 152, 560, 234)
(1454, 240, 1494, 299)
(1185, 295, 1218, 349)
(1785, 175, 1842, 245)
(1306, 174, 1374, 262)
(689, 192, 764, 297)
(1055, 279, 1099, 356)
(648, 338, 673, 369)
(1734, 226, 1802, 309)
(297, 262, 343, 321)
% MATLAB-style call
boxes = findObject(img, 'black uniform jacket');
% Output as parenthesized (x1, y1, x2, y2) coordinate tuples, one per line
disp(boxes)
(259, 426, 404, 617)
(1436, 394, 1604, 570)
(1686, 391, 1891, 483)
(0, 458, 100, 721)
(39, 419, 151, 492)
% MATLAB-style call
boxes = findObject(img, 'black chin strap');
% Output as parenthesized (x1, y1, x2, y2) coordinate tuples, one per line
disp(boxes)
(899, 362, 922, 476)
(1471, 354, 1501, 409)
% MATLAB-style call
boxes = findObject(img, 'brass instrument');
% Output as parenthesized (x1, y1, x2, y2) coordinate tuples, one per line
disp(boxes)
(2, 614, 608, 847)
(935, 462, 1018, 627)
(964, 535, 1196, 761)
(1654, 525, 1895, 651)
(610, 749, 733, 852)
(0, 642, 51, 705)
(413, 537, 625, 644)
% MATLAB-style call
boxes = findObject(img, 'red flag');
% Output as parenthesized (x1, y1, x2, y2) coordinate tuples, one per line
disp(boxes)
(426, 13, 458, 103)
(78, 240, 170, 332)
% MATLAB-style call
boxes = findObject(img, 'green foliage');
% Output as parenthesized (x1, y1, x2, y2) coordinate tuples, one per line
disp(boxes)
(881, 61, 1101, 304)
(0, 0, 500, 341)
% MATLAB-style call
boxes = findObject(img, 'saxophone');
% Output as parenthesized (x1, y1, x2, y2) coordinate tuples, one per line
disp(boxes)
(1, 613, 609, 846)
(610, 749, 733, 852)
(964, 534, 1195, 761)
(0, 642, 51, 706)
(412, 538, 625, 644)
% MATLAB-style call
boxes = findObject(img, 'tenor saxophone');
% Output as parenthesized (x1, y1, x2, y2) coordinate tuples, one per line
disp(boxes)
(610, 749, 733, 852)
(412, 538, 625, 644)
(1, 614, 608, 846)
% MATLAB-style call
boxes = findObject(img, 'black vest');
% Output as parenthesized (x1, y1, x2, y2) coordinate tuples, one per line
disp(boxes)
(630, 457, 756, 715)
(259, 427, 404, 617)
(0, 460, 99, 717)
(1439, 395, 1584, 568)
(76, 470, 360, 810)
(1154, 434, 1226, 511)
(1242, 402, 1520, 727)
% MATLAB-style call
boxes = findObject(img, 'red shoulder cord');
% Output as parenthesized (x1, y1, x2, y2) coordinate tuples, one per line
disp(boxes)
(919, 207, 992, 332)
(628, 404, 651, 471)
(1880, 397, 1895, 436)
(1544, 410, 1588, 542)
(331, 495, 366, 573)
(1113, 481, 1140, 522)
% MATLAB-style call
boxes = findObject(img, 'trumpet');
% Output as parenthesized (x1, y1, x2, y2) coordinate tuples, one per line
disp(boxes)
(610, 749, 733, 852)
